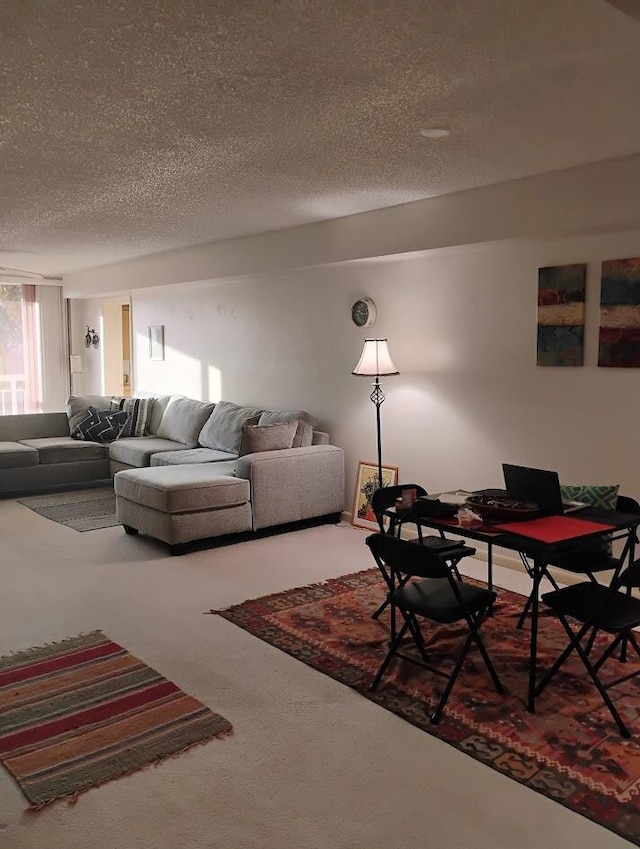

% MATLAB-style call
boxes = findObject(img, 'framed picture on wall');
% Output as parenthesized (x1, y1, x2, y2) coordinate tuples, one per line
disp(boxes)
(351, 460, 399, 531)
(148, 325, 164, 361)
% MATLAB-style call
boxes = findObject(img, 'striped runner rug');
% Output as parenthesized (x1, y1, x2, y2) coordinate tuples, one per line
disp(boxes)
(0, 631, 232, 808)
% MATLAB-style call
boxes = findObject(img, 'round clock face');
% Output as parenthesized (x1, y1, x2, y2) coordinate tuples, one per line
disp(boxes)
(351, 298, 376, 328)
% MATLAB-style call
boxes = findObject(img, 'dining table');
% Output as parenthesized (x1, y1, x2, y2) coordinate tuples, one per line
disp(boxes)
(382, 493, 640, 712)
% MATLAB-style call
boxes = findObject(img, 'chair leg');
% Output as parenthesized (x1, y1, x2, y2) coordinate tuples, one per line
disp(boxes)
(430, 610, 504, 724)
(371, 597, 388, 621)
(592, 632, 623, 673)
(537, 616, 631, 737)
(604, 632, 640, 689)
(536, 618, 593, 697)
(517, 568, 561, 630)
(406, 614, 430, 663)
(572, 635, 631, 738)
(516, 590, 534, 630)
(369, 619, 410, 692)
(469, 627, 505, 695)
(430, 633, 474, 723)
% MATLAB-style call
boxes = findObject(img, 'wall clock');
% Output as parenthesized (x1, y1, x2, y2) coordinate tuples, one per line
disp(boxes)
(351, 297, 377, 328)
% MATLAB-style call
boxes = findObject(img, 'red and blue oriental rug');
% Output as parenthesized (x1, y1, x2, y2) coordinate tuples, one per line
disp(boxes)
(214, 569, 640, 846)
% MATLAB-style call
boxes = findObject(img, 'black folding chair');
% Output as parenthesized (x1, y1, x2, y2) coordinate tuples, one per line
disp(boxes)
(370, 484, 428, 537)
(369, 484, 469, 621)
(516, 495, 640, 630)
(536, 555, 640, 738)
(366, 533, 504, 724)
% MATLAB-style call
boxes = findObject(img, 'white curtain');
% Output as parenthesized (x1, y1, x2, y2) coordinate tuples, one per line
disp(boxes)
(0, 283, 67, 414)
(37, 285, 68, 412)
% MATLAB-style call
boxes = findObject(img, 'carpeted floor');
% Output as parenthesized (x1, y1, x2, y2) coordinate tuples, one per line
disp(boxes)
(215, 569, 640, 847)
(0, 630, 231, 808)
(17, 486, 118, 531)
(1, 496, 633, 849)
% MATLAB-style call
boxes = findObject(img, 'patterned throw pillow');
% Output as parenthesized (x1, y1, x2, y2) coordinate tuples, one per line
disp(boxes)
(75, 407, 128, 443)
(560, 483, 619, 511)
(559, 483, 620, 559)
(110, 396, 154, 438)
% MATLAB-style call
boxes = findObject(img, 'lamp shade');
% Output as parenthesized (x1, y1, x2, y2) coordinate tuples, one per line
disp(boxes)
(352, 339, 399, 377)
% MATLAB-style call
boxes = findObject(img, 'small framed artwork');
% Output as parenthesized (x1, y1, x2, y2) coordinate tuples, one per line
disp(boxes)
(352, 460, 399, 531)
(148, 325, 165, 361)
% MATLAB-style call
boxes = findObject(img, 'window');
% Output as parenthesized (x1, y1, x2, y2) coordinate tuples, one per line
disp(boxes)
(0, 284, 38, 413)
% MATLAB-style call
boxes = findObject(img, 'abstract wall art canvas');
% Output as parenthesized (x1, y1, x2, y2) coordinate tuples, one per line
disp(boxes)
(598, 257, 640, 368)
(536, 263, 586, 366)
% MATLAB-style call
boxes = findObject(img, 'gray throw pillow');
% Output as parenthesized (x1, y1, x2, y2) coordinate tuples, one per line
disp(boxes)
(157, 396, 215, 448)
(198, 400, 263, 454)
(257, 409, 316, 448)
(148, 394, 174, 435)
(240, 421, 298, 456)
(66, 395, 114, 437)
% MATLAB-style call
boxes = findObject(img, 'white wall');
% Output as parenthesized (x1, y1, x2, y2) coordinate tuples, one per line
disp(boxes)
(129, 227, 640, 510)
(68, 298, 103, 396)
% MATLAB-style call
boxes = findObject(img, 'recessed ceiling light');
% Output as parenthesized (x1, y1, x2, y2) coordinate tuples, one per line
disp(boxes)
(420, 128, 450, 139)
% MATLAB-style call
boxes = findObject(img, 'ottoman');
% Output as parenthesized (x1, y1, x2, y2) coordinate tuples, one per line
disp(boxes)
(114, 465, 252, 554)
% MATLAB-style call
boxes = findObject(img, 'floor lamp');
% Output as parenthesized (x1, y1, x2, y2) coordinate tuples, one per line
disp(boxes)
(352, 338, 399, 489)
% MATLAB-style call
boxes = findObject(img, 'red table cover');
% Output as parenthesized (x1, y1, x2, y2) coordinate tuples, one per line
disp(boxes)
(493, 515, 614, 543)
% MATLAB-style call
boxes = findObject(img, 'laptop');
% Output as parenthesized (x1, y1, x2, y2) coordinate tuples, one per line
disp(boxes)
(502, 464, 588, 517)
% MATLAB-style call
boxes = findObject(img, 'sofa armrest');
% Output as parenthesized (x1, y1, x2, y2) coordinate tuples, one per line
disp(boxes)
(311, 430, 329, 445)
(235, 445, 345, 530)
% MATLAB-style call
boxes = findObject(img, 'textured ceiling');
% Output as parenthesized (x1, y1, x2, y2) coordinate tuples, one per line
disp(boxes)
(1, 0, 640, 277)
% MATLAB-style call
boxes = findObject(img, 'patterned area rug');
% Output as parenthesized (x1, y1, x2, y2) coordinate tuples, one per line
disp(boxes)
(214, 569, 640, 846)
(0, 631, 232, 807)
(17, 486, 118, 532)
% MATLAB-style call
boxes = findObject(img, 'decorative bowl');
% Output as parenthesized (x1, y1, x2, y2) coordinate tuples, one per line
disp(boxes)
(465, 494, 539, 523)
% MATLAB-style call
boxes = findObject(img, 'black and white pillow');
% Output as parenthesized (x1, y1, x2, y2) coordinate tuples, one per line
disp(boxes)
(110, 396, 154, 438)
(75, 407, 128, 443)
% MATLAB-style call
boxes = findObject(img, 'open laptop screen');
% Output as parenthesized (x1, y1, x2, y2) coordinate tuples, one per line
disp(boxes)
(502, 464, 564, 516)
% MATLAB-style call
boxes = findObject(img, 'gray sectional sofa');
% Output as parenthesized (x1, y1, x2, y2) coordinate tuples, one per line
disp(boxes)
(1, 394, 345, 551)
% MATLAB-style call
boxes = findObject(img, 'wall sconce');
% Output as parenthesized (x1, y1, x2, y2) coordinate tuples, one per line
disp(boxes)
(84, 326, 100, 349)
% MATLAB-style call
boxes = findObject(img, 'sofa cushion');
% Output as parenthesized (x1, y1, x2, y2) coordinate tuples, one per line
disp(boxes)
(0, 412, 70, 441)
(110, 396, 154, 438)
(75, 407, 129, 443)
(150, 448, 237, 466)
(114, 466, 249, 514)
(148, 394, 173, 435)
(109, 436, 189, 468)
(0, 441, 39, 469)
(257, 409, 316, 448)
(66, 395, 114, 437)
(19, 436, 108, 464)
(240, 421, 298, 456)
(157, 397, 215, 448)
(199, 401, 262, 454)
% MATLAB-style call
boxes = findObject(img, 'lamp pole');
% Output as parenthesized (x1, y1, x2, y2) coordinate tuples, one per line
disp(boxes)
(352, 338, 399, 494)
(371, 376, 385, 490)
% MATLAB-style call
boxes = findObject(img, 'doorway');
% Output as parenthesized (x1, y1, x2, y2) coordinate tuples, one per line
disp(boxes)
(101, 298, 132, 397)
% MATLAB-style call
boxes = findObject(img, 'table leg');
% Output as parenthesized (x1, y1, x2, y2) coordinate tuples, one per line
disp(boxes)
(527, 555, 544, 713)
(486, 540, 494, 615)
